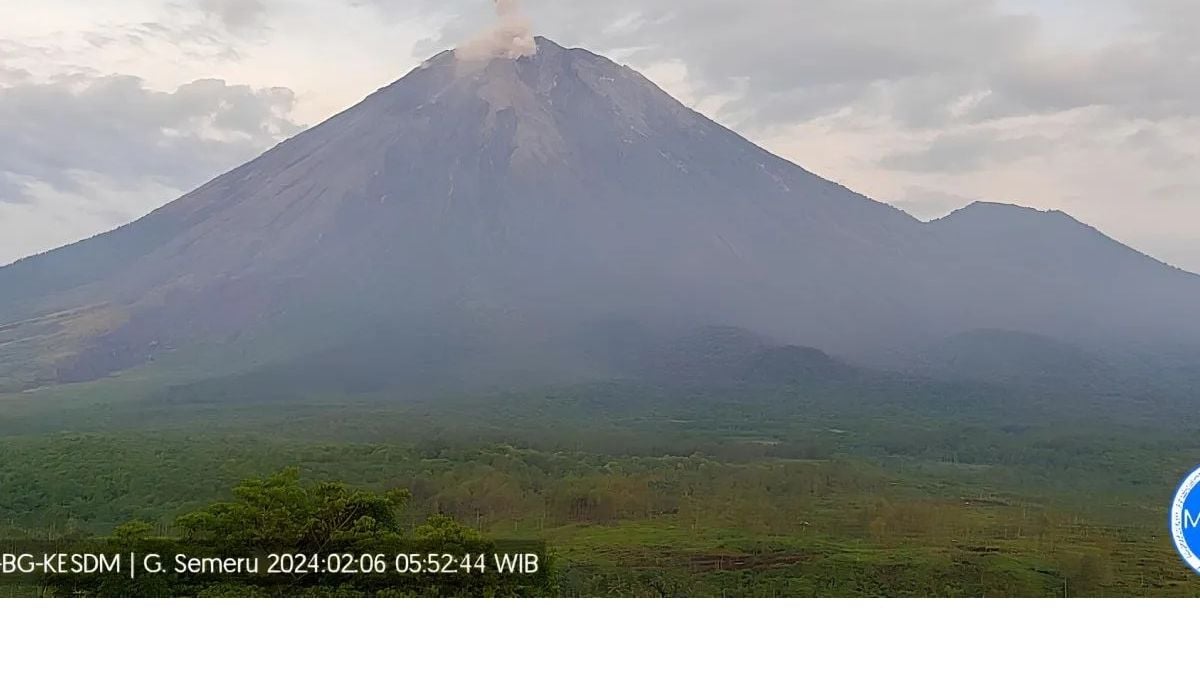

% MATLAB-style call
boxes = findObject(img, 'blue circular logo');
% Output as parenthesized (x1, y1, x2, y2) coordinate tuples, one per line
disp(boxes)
(1170, 465, 1200, 576)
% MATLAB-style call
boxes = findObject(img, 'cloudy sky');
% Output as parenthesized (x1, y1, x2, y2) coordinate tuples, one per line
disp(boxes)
(1, 0, 1197, 270)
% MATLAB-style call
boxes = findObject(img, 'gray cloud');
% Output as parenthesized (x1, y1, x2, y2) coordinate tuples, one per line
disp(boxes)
(122, 21, 243, 59)
(196, 0, 269, 33)
(376, 1, 1199, 133)
(59, 3, 273, 65)
(0, 37, 71, 76)
(0, 174, 33, 205)
(881, 129, 1049, 174)
(377, 0, 1039, 127)
(1122, 126, 1198, 171)
(0, 67, 29, 85)
(1148, 183, 1199, 201)
(0, 72, 301, 204)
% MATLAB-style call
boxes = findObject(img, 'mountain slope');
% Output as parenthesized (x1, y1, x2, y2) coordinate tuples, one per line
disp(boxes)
(1, 37, 1198, 395)
(920, 202, 1200, 350)
(912, 329, 1116, 385)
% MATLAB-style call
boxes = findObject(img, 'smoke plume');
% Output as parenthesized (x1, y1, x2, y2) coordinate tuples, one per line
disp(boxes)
(457, 0, 538, 61)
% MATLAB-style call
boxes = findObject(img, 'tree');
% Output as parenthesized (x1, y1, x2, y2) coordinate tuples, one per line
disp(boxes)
(44, 470, 553, 598)
(175, 468, 410, 548)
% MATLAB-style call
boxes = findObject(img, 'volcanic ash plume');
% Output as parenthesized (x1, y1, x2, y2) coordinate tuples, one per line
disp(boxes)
(457, 0, 538, 61)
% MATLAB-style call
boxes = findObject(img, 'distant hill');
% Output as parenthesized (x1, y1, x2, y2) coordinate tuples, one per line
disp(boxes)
(913, 329, 1116, 386)
(921, 203, 1200, 353)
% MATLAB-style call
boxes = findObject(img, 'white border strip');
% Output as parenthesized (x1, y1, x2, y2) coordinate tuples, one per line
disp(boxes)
(0, 599, 1196, 673)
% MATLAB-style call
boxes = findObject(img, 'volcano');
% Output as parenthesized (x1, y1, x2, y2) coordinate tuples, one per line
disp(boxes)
(1, 37, 1198, 396)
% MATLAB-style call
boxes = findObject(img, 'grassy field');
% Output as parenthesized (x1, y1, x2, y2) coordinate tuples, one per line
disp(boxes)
(0, 423, 1194, 597)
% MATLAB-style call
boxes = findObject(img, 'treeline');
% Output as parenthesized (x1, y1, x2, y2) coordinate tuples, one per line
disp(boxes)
(0, 435, 1196, 596)
(0, 434, 886, 534)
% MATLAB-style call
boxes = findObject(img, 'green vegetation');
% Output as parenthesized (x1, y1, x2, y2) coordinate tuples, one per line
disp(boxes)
(0, 419, 1195, 597)
(2, 337, 1196, 598)
(39, 469, 551, 598)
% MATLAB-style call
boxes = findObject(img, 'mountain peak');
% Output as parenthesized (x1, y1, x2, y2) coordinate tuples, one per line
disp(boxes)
(937, 201, 1083, 231)
(2, 38, 1198, 394)
(956, 201, 1060, 217)
(531, 35, 565, 50)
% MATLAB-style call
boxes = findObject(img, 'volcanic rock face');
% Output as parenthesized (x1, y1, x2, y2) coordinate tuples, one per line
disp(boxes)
(1, 37, 1197, 394)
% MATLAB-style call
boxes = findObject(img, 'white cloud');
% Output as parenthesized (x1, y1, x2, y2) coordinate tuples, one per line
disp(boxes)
(0, 73, 301, 203)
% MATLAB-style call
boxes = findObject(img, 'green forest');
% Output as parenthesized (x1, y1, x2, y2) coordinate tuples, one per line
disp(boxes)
(1, 390, 1196, 596)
